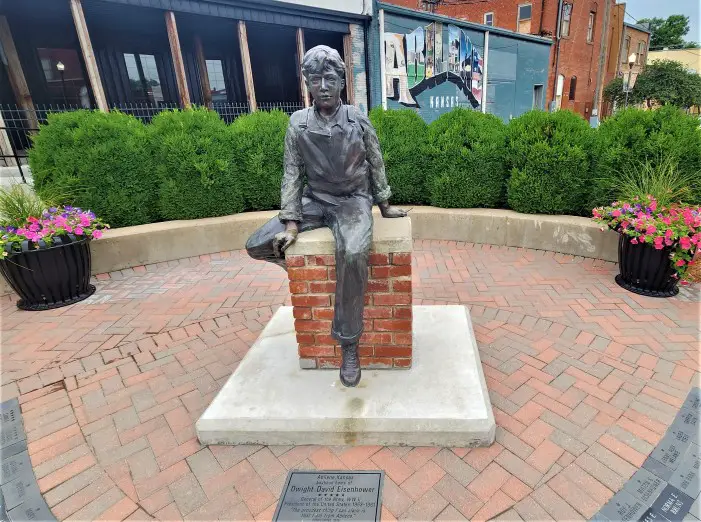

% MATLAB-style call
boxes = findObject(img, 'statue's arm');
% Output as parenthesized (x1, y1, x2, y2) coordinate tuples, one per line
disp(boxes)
(358, 113, 392, 205)
(358, 113, 406, 219)
(279, 124, 304, 224)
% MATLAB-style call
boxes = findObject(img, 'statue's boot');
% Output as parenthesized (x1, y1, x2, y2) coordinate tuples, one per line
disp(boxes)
(340, 343, 361, 387)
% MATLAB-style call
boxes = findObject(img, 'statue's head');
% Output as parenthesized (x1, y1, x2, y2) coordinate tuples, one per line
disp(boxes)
(301, 45, 346, 112)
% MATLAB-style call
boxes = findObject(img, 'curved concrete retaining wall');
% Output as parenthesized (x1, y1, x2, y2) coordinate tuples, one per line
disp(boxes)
(0, 208, 618, 296)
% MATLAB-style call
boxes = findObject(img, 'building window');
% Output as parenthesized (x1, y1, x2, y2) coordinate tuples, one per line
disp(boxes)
(205, 59, 227, 103)
(560, 3, 572, 37)
(623, 36, 631, 64)
(124, 53, 164, 104)
(517, 4, 532, 34)
(569, 76, 577, 99)
(533, 84, 544, 109)
(37, 48, 90, 108)
(484, 12, 494, 26)
(636, 41, 645, 64)
(587, 12, 595, 42)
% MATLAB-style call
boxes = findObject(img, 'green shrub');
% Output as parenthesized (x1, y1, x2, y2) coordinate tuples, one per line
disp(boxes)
(369, 108, 429, 205)
(231, 110, 289, 211)
(29, 110, 157, 227)
(149, 108, 244, 220)
(592, 106, 701, 206)
(506, 110, 594, 215)
(426, 108, 507, 209)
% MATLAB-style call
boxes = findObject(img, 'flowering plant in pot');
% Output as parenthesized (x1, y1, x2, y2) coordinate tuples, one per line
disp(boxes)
(593, 196, 700, 297)
(0, 186, 109, 310)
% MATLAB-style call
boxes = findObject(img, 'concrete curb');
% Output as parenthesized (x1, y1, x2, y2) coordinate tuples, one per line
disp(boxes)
(0, 208, 618, 296)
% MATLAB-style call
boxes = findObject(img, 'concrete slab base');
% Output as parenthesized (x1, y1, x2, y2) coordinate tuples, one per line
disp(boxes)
(196, 306, 495, 447)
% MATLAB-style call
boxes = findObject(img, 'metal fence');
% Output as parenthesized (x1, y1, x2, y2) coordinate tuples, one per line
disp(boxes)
(0, 100, 306, 183)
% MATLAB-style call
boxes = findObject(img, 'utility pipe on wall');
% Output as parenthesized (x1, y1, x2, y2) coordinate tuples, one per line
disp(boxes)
(551, 0, 564, 110)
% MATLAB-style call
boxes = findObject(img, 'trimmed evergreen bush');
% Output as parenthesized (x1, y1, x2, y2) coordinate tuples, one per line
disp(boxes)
(231, 110, 289, 211)
(29, 110, 157, 227)
(592, 106, 701, 206)
(369, 108, 429, 205)
(426, 108, 507, 209)
(149, 108, 244, 220)
(506, 110, 594, 215)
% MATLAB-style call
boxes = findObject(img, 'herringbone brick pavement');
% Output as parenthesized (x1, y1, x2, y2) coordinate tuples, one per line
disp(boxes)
(1, 241, 698, 521)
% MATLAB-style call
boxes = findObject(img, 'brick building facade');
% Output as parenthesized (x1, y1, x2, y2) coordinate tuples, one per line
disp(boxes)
(387, 0, 617, 119)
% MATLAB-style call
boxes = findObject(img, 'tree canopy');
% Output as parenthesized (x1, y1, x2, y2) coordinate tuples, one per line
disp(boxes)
(604, 59, 701, 109)
(639, 14, 698, 49)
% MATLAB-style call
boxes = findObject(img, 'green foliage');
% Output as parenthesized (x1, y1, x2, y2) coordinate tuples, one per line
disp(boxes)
(592, 106, 701, 206)
(604, 60, 701, 109)
(230, 110, 288, 211)
(426, 108, 507, 209)
(149, 108, 244, 220)
(369, 108, 429, 205)
(0, 184, 48, 227)
(29, 110, 157, 227)
(616, 155, 699, 207)
(506, 110, 594, 215)
(639, 15, 690, 49)
(635, 60, 701, 109)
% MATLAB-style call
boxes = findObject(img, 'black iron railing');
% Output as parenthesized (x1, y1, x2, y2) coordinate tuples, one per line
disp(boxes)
(0, 100, 305, 183)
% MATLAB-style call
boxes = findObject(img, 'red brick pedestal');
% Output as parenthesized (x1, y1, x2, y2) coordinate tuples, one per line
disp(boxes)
(284, 218, 413, 370)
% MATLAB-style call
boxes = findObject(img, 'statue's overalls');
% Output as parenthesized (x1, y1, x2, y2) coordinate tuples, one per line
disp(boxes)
(247, 105, 375, 345)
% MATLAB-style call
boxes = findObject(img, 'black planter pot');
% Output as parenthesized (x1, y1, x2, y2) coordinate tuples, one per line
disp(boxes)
(616, 233, 679, 298)
(0, 235, 96, 311)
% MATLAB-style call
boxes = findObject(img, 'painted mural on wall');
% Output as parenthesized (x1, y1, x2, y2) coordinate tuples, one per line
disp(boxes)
(384, 22, 483, 110)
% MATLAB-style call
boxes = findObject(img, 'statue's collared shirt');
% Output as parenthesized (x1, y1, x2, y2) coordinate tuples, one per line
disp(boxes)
(279, 104, 392, 223)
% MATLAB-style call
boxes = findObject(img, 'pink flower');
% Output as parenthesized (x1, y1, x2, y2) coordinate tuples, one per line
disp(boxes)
(665, 229, 673, 239)
(676, 259, 686, 267)
(654, 237, 664, 250)
(611, 210, 621, 218)
(680, 237, 692, 250)
(639, 235, 646, 243)
(75, 227, 84, 236)
(65, 225, 73, 233)
(649, 200, 657, 211)
(80, 216, 91, 227)
(27, 217, 38, 224)
(646, 226, 656, 235)
(665, 238, 673, 246)
(631, 238, 638, 244)
(91, 230, 102, 239)
(28, 223, 39, 232)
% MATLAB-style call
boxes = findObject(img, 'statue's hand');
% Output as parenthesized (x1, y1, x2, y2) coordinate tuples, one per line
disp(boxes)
(273, 226, 298, 258)
(379, 201, 408, 219)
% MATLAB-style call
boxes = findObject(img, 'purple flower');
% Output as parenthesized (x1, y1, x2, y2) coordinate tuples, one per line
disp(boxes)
(49, 207, 57, 213)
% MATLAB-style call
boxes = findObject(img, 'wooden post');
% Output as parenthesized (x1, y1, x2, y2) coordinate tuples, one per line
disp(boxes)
(0, 111, 17, 167)
(0, 16, 39, 129)
(69, 0, 108, 112)
(296, 28, 309, 108)
(481, 31, 489, 113)
(194, 36, 211, 108)
(165, 11, 191, 109)
(343, 30, 355, 106)
(379, 9, 387, 110)
(238, 21, 257, 112)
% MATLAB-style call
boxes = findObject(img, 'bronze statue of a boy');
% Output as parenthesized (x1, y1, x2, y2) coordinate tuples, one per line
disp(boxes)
(246, 45, 406, 387)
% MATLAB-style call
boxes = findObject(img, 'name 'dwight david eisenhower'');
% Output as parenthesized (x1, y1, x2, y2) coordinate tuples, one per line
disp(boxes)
(290, 485, 378, 494)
